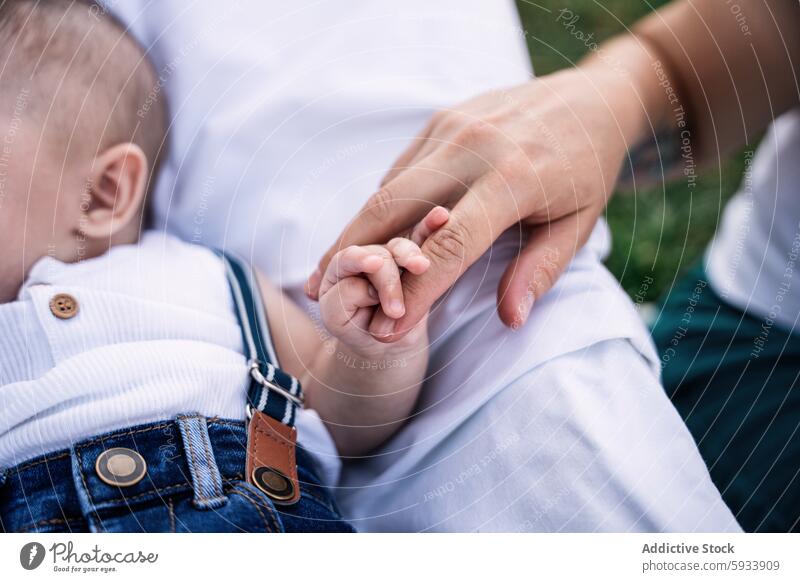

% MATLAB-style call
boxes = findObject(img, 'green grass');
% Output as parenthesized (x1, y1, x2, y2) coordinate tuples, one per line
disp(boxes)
(516, 0, 746, 302)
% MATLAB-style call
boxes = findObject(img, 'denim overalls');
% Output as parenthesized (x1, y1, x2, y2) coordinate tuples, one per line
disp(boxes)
(0, 252, 353, 533)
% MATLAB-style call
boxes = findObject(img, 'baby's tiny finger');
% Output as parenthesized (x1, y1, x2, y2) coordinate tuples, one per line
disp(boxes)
(410, 206, 450, 246)
(387, 237, 430, 275)
(337, 277, 380, 310)
(320, 277, 379, 329)
(320, 246, 383, 296)
(365, 252, 405, 319)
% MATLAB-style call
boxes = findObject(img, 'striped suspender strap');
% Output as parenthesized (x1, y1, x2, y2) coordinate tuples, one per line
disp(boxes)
(216, 250, 303, 505)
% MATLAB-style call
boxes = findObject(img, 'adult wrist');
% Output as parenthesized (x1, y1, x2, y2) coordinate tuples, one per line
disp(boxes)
(577, 33, 674, 152)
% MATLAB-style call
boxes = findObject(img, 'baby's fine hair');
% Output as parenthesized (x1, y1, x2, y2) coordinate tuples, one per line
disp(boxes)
(0, 0, 168, 210)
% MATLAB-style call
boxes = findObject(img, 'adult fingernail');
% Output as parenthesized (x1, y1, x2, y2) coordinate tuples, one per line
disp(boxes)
(515, 292, 534, 329)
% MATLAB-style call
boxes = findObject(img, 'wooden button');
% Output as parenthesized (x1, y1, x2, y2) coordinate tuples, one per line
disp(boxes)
(49, 293, 79, 319)
(95, 448, 147, 487)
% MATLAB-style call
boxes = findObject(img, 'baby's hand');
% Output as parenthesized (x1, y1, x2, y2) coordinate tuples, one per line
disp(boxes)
(318, 206, 449, 354)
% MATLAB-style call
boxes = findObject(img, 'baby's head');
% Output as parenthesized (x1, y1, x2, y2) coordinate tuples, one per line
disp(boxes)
(0, 0, 167, 301)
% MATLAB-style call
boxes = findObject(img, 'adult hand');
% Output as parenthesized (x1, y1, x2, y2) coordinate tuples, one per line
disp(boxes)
(307, 52, 655, 341)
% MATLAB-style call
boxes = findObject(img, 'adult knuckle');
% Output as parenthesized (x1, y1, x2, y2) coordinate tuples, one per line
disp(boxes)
(363, 187, 395, 223)
(496, 155, 530, 181)
(429, 110, 447, 127)
(436, 111, 465, 134)
(427, 223, 469, 264)
(455, 120, 493, 149)
(401, 271, 425, 296)
(531, 150, 562, 178)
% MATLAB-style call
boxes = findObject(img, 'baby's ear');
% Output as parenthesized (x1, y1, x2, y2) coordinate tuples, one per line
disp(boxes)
(81, 143, 148, 240)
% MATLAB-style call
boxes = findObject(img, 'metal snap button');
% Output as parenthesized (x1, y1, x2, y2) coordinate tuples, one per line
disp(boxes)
(49, 293, 79, 319)
(95, 448, 147, 487)
(252, 466, 295, 502)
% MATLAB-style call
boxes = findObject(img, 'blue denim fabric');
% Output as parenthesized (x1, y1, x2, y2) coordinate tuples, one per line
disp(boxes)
(176, 415, 228, 510)
(0, 417, 354, 533)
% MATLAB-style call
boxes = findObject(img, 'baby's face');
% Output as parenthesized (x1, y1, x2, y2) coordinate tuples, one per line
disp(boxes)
(0, 111, 89, 302)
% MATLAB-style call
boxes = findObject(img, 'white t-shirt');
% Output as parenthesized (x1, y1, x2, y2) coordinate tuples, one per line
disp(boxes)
(706, 109, 800, 332)
(103, 1, 739, 532)
(108, 0, 541, 285)
(0, 232, 339, 484)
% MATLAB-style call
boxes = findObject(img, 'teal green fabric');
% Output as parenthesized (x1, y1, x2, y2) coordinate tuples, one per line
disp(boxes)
(651, 263, 800, 532)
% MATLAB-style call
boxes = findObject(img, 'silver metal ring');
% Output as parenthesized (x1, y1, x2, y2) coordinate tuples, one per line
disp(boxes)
(249, 361, 305, 408)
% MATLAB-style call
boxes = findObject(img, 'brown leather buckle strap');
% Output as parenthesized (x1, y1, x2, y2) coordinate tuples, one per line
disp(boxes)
(246, 411, 301, 505)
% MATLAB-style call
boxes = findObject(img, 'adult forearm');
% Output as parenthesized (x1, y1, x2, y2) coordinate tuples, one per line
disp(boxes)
(624, 0, 800, 166)
(577, 33, 675, 155)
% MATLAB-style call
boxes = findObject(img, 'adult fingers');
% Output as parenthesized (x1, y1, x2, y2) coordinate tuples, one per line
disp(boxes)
(496, 207, 599, 329)
(380, 137, 451, 187)
(369, 175, 520, 342)
(380, 140, 432, 188)
(307, 151, 471, 299)
(379, 111, 449, 186)
(318, 246, 383, 297)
